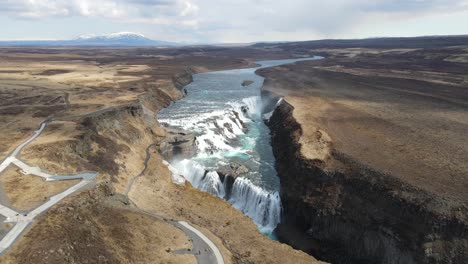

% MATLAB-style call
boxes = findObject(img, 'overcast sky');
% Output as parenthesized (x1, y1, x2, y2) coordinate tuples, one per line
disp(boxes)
(1, 0, 467, 43)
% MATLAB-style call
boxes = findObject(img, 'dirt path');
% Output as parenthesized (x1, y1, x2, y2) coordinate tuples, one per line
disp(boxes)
(125, 144, 225, 264)
(0, 121, 97, 255)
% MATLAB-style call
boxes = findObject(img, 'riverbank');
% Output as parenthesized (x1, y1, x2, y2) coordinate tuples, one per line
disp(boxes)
(258, 47, 468, 263)
(0, 47, 324, 263)
(157, 58, 321, 238)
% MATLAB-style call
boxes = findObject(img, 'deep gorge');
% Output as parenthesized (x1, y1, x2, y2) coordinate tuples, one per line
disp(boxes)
(265, 95, 468, 264)
(156, 58, 321, 237)
(156, 58, 468, 264)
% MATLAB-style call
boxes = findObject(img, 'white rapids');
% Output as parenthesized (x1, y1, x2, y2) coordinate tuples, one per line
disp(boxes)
(158, 57, 323, 237)
(171, 159, 281, 233)
(162, 93, 283, 234)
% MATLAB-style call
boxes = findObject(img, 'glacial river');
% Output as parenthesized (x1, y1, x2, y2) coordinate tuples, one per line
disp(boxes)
(158, 57, 322, 237)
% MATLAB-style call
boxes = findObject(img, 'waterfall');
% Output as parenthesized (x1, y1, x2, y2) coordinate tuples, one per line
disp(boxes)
(228, 177, 282, 233)
(172, 159, 282, 232)
(164, 95, 285, 234)
(241, 96, 263, 119)
(172, 159, 226, 198)
(262, 98, 283, 121)
(160, 96, 265, 158)
(158, 58, 323, 238)
(166, 95, 283, 233)
(227, 96, 262, 120)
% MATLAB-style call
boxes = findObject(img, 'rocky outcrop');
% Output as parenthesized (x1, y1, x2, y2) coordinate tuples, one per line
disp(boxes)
(141, 67, 194, 114)
(158, 128, 196, 160)
(242, 80, 254, 87)
(231, 163, 249, 175)
(218, 162, 250, 177)
(172, 67, 194, 90)
(267, 100, 468, 264)
(45, 68, 195, 188)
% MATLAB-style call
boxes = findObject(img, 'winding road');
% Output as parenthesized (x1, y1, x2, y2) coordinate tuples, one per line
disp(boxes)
(0, 117, 224, 263)
(0, 121, 97, 254)
(125, 144, 225, 264)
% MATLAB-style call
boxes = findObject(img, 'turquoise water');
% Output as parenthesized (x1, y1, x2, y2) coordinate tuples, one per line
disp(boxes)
(158, 57, 322, 234)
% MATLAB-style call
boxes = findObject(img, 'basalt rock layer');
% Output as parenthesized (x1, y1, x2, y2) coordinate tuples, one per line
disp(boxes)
(267, 99, 468, 264)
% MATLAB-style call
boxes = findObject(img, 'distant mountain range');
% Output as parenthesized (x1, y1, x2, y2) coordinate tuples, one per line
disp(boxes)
(3, 33, 466, 48)
(0, 32, 178, 46)
(254, 35, 468, 49)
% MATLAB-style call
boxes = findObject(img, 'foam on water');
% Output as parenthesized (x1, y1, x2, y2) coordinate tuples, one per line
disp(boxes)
(165, 94, 283, 232)
(158, 57, 323, 237)
(229, 177, 282, 233)
(172, 159, 281, 232)
(173, 159, 226, 198)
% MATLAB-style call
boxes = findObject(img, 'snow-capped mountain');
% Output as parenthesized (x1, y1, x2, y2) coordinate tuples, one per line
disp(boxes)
(69, 32, 177, 46)
(0, 32, 178, 46)
(73, 32, 168, 46)
(76, 32, 147, 40)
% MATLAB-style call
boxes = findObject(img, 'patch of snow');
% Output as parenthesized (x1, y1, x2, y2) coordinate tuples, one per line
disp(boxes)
(76, 32, 147, 40)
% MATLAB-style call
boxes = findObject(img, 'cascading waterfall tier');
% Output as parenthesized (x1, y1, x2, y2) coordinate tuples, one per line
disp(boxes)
(171, 159, 281, 233)
(158, 57, 322, 237)
(229, 177, 281, 232)
(162, 95, 283, 233)
(173, 159, 226, 198)
(166, 95, 282, 233)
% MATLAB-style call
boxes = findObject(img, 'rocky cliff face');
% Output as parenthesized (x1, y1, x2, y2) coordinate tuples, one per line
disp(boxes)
(80, 68, 195, 186)
(267, 99, 468, 264)
(22, 68, 195, 195)
(172, 68, 194, 90)
(158, 127, 196, 160)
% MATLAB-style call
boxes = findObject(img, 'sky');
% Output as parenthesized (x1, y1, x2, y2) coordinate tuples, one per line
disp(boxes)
(0, 0, 467, 43)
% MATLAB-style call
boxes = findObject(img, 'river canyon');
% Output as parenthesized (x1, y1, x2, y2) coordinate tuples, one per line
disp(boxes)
(0, 38, 467, 264)
(158, 57, 322, 237)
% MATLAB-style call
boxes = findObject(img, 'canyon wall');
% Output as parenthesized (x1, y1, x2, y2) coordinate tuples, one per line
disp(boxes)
(267, 98, 468, 264)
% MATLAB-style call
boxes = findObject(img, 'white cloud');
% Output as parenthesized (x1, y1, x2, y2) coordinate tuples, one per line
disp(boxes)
(0, 0, 467, 42)
(186, 0, 468, 42)
(0, 0, 198, 20)
(180, 1, 199, 16)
